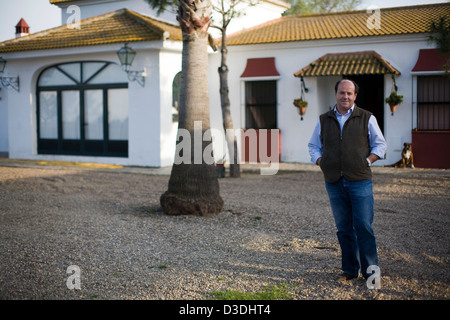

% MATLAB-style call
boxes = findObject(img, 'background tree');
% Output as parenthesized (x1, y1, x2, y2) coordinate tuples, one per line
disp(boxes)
(211, 0, 258, 177)
(148, 0, 255, 178)
(283, 0, 361, 15)
(428, 16, 450, 72)
(147, 0, 224, 216)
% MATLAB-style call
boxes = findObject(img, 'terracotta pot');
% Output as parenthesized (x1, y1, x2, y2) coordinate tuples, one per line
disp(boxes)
(389, 104, 397, 115)
(298, 106, 307, 116)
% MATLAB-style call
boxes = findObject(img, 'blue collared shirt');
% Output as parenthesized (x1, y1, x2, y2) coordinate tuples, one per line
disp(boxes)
(308, 105, 387, 165)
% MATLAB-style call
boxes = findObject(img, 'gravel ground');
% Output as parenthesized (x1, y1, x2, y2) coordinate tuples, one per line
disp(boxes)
(0, 163, 449, 300)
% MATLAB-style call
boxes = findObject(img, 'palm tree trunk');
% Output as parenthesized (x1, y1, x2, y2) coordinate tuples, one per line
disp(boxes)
(160, 0, 223, 216)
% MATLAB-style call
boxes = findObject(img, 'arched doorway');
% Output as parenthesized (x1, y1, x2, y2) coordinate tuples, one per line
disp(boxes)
(37, 61, 129, 157)
(344, 74, 384, 133)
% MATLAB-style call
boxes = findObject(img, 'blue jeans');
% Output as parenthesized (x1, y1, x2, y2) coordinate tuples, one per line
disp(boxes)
(325, 177, 378, 278)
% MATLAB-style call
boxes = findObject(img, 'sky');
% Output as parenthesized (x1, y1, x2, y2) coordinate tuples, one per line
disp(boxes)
(0, 0, 448, 42)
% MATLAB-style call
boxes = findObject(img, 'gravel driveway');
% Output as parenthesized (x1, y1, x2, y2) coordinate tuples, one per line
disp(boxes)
(0, 163, 449, 300)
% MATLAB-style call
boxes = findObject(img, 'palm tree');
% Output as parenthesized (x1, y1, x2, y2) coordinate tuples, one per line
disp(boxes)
(148, 0, 249, 179)
(150, 0, 224, 216)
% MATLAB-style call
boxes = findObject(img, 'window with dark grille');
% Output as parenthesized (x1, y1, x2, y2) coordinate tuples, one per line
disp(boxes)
(417, 76, 450, 130)
(245, 80, 277, 129)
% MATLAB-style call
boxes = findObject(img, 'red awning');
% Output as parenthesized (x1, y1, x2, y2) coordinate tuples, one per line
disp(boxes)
(240, 57, 280, 78)
(412, 49, 448, 72)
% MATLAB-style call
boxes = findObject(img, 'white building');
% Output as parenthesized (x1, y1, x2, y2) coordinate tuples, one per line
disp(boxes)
(0, 1, 448, 169)
(0, 0, 288, 167)
(210, 2, 450, 168)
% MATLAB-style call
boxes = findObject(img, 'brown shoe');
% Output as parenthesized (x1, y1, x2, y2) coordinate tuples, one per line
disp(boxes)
(337, 273, 358, 281)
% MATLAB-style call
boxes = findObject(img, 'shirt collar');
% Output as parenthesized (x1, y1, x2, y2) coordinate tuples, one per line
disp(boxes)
(334, 104, 355, 116)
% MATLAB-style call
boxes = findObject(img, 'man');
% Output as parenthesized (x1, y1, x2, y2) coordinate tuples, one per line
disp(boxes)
(308, 79, 387, 281)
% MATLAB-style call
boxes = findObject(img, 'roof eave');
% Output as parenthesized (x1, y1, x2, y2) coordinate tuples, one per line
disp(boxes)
(0, 8, 182, 54)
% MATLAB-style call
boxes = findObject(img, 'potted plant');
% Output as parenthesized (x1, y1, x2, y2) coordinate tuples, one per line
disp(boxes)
(215, 157, 226, 178)
(385, 91, 403, 115)
(293, 98, 308, 120)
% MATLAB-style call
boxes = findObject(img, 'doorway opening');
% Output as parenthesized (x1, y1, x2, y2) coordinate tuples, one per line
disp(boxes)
(344, 75, 384, 133)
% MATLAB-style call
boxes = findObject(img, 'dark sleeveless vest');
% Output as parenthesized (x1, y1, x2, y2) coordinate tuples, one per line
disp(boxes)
(319, 106, 372, 183)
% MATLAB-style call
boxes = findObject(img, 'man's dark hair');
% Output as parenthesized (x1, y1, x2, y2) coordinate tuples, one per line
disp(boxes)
(335, 79, 359, 94)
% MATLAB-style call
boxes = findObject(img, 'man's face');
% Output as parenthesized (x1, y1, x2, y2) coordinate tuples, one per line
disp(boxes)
(335, 80, 357, 113)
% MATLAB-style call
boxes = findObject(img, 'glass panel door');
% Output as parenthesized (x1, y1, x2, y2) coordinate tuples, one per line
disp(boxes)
(37, 62, 128, 157)
(39, 68, 77, 86)
(88, 63, 128, 84)
(62, 91, 80, 139)
(82, 62, 107, 83)
(39, 91, 58, 139)
(108, 88, 129, 140)
(84, 90, 104, 140)
(58, 64, 81, 83)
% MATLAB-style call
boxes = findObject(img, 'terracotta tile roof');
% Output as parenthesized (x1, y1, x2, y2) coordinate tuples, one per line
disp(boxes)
(49, 0, 83, 3)
(294, 51, 401, 77)
(226, 3, 450, 46)
(48, 0, 291, 8)
(0, 9, 182, 53)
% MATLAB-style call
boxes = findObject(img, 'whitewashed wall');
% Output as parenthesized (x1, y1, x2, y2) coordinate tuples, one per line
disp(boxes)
(208, 34, 436, 166)
(2, 41, 181, 167)
(0, 86, 9, 152)
(56, 0, 289, 37)
(158, 44, 183, 167)
(58, 0, 178, 25)
(2, 4, 436, 168)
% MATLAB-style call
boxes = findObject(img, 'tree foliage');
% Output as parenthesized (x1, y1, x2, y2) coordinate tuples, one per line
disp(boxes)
(146, 0, 178, 15)
(428, 16, 450, 73)
(283, 0, 362, 15)
(429, 16, 450, 55)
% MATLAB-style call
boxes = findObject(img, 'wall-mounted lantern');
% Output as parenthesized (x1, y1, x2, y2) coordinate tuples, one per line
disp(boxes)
(116, 44, 146, 87)
(0, 57, 20, 92)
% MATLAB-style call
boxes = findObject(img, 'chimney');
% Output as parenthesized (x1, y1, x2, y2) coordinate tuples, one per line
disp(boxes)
(15, 18, 30, 38)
